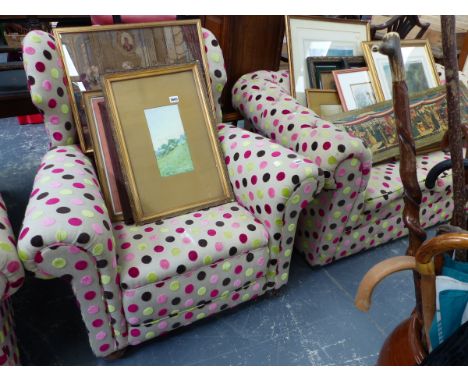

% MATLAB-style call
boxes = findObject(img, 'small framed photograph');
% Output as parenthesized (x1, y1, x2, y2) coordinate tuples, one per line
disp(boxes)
(306, 89, 343, 118)
(285, 16, 370, 106)
(362, 39, 440, 101)
(54, 20, 214, 153)
(83, 90, 127, 222)
(306, 56, 367, 89)
(333, 68, 377, 111)
(103, 63, 234, 224)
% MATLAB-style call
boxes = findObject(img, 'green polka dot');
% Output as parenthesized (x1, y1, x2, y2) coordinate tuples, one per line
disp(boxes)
(197, 286, 207, 296)
(55, 230, 67, 242)
(203, 256, 212, 265)
(52, 257, 66, 269)
(271, 245, 280, 254)
(351, 215, 359, 222)
(351, 158, 359, 166)
(245, 268, 254, 277)
(18, 250, 29, 261)
(220, 291, 229, 300)
(222, 262, 231, 271)
(196, 313, 206, 320)
(101, 275, 111, 285)
(267, 270, 276, 278)
(59, 189, 73, 195)
(285, 249, 292, 257)
(40, 175, 51, 184)
(31, 35, 42, 43)
(291, 194, 301, 204)
(61, 104, 69, 114)
(0, 242, 13, 252)
(353, 232, 359, 239)
(170, 280, 180, 291)
(84, 178, 93, 186)
(382, 221, 389, 229)
(143, 307, 154, 316)
(66, 137, 75, 145)
(114, 329, 120, 337)
(252, 239, 262, 248)
(242, 293, 250, 302)
(82, 210, 95, 218)
(145, 332, 155, 340)
(328, 156, 337, 165)
(171, 248, 181, 256)
(216, 83, 223, 93)
(256, 190, 264, 199)
(108, 304, 116, 313)
(211, 53, 221, 62)
(138, 243, 148, 251)
(325, 233, 333, 241)
(63, 162, 74, 168)
(333, 211, 342, 219)
(281, 188, 291, 198)
(147, 272, 157, 283)
(280, 272, 288, 281)
(32, 94, 43, 104)
(343, 186, 351, 195)
(50, 68, 59, 79)
(288, 223, 296, 232)
(92, 243, 104, 256)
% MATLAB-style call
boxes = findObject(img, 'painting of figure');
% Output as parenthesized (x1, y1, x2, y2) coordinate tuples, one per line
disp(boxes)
(406, 61, 430, 94)
(144, 104, 194, 177)
(350, 82, 376, 109)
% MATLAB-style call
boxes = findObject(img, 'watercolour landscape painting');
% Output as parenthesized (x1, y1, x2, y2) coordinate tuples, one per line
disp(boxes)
(144, 104, 194, 177)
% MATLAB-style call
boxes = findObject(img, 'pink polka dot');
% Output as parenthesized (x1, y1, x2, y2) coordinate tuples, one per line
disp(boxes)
(239, 234, 248, 243)
(24, 46, 36, 55)
(157, 294, 168, 304)
(52, 132, 63, 141)
(49, 115, 60, 125)
(47, 41, 56, 50)
(128, 267, 139, 278)
(35, 62, 45, 72)
(87, 305, 99, 314)
(68, 218, 82, 226)
(75, 260, 88, 270)
(96, 331, 106, 340)
(185, 284, 194, 293)
(6, 261, 20, 273)
(46, 197, 60, 205)
(42, 217, 56, 227)
(92, 319, 104, 328)
(207, 229, 216, 236)
(73, 182, 85, 189)
(48, 99, 57, 108)
(130, 329, 140, 337)
(188, 250, 198, 261)
(84, 291, 96, 300)
(81, 275, 93, 286)
(210, 274, 219, 284)
(215, 242, 224, 252)
(128, 304, 138, 313)
(160, 259, 170, 269)
(92, 223, 103, 235)
(99, 344, 110, 352)
(158, 321, 168, 330)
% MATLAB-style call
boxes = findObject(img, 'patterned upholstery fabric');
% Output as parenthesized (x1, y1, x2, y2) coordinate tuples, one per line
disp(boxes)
(18, 30, 324, 357)
(0, 195, 24, 366)
(232, 70, 457, 266)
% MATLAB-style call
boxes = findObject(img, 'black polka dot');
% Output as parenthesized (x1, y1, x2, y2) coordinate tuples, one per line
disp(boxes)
(77, 233, 90, 244)
(214, 69, 222, 78)
(57, 87, 64, 97)
(197, 271, 206, 281)
(56, 207, 71, 214)
(176, 265, 186, 274)
(43, 50, 52, 60)
(141, 292, 152, 301)
(141, 255, 152, 264)
(30, 235, 44, 247)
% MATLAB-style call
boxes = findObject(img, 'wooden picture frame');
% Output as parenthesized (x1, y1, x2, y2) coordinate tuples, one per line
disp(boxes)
(285, 16, 370, 106)
(305, 89, 343, 118)
(306, 56, 366, 89)
(54, 19, 214, 153)
(103, 63, 234, 224)
(83, 90, 125, 222)
(333, 67, 377, 112)
(362, 39, 440, 102)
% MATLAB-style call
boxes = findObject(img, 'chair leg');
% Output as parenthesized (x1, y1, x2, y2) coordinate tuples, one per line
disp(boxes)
(103, 348, 127, 361)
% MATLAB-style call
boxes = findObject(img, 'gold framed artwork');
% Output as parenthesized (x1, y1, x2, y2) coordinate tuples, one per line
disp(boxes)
(285, 16, 370, 106)
(82, 90, 124, 222)
(362, 39, 440, 102)
(103, 63, 234, 224)
(54, 19, 214, 153)
(305, 89, 343, 118)
(332, 68, 377, 111)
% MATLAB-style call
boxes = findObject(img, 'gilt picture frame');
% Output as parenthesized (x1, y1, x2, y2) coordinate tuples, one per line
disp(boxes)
(333, 67, 377, 111)
(362, 39, 440, 102)
(285, 16, 370, 106)
(103, 63, 234, 224)
(54, 19, 214, 153)
(305, 89, 343, 118)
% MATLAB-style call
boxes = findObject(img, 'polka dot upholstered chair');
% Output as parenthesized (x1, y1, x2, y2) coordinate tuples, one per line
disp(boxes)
(0, 195, 24, 366)
(18, 29, 325, 359)
(232, 70, 459, 267)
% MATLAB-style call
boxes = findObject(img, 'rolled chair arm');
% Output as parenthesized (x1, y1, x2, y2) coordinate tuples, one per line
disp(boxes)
(232, 70, 372, 190)
(218, 124, 324, 288)
(17, 145, 127, 357)
(0, 196, 24, 299)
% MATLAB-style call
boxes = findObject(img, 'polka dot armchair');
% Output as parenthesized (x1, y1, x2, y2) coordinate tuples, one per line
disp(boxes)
(233, 70, 456, 266)
(17, 30, 324, 358)
(0, 195, 24, 366)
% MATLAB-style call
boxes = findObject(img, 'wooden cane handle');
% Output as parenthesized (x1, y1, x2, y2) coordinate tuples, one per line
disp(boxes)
(355, 256, 417, 312)
(415, 233, 468, 267)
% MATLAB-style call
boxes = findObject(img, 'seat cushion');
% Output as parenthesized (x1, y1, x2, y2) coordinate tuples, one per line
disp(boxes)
(364, 150, 452, 212)
(113, 202, 270, 325)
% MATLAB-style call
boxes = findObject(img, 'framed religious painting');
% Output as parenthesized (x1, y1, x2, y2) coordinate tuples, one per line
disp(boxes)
(103, 63, 234, 224)
(285, 16, 370, 106)
(54, 19, 214, 153)
(82, 90, 127, 222)
(333, 68, 377, 111)
(362, 39, 440, 101)
(305, 89, 343, 118)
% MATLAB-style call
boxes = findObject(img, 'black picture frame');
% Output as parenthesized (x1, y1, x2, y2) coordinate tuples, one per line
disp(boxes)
(306, 56, 367, 89)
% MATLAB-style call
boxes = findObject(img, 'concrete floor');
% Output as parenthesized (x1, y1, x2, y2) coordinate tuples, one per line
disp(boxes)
(1, 117, 422, 365)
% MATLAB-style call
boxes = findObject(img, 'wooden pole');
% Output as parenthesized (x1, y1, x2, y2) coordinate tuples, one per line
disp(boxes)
(441, 16, 467, 261)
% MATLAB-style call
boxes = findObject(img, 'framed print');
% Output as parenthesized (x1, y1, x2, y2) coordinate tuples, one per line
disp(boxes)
(54, 19, 214, 153)
(306, 56, 366, 89)
(333, 68, 377, 111)
(306, 89, 343, 118)
(83, 90, 125, 221)
(103, 63, 234, 224)
(362, 39, 440, 101)
(285, 16, 370, 106)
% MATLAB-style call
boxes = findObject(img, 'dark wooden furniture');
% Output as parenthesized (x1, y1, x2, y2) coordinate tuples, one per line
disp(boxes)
(370, 15, 430, 40)
(201, 16, 285, 122)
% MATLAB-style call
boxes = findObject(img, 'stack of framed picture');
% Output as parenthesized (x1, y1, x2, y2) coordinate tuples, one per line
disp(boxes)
(286, 16, 441, 119)
(55, 20, 234, 225)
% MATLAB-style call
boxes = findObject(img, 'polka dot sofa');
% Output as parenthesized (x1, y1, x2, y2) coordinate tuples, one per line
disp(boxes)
(17, 29, 324, 358)
(1, 195, 24, 365)
(232, 70, 458, 267)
